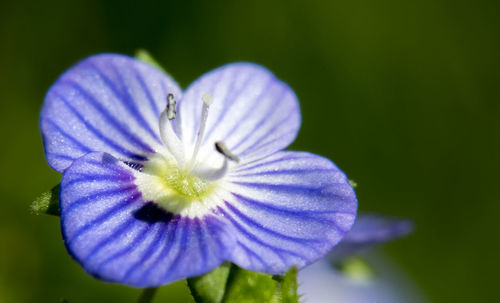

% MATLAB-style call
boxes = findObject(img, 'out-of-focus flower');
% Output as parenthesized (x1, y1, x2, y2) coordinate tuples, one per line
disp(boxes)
(299, 255, 425, 303)
(329, 213, 414, 260)
(40, 54, 357, 287)
(299, 214, 422, 303)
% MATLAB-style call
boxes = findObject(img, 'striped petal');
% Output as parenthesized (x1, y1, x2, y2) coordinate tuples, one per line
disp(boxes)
(221, 151, 357, 273)
(330, 214, 414, 260)
(60, 152, 235, 287)
(177, 63, 300, 164)
(41, 54, 182, 172)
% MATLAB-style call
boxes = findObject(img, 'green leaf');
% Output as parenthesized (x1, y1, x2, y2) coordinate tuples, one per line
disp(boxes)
(30, 184, 60, 216)
(273, 267, 300, 303)
(222, 265, 278, 303)
(187, 263, 231, 303)
(135, 49, 165, 72)
(188, 264, 301, 303)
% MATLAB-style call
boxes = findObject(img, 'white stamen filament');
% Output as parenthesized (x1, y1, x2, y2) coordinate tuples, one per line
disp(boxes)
(192, 141, 239, 181)
(159, 94, 185, 167)
(189, 93, 213, 168)
(192, 157, 228, 181)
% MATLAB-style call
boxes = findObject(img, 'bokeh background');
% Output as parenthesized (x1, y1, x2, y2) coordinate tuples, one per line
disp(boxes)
(1, 0, 498, 302)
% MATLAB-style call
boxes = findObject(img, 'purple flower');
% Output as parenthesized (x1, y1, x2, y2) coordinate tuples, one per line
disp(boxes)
(329, 213, 414, 260)
(298, 255, 424, 303)
(299, 214, 418, 303)
(40, 54, 357, 287)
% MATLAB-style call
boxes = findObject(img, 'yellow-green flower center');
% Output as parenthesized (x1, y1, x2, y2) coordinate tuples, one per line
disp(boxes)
(133, 153, 217, 215)
(150, 159, 214, 198)
(135, 92, 236, 216)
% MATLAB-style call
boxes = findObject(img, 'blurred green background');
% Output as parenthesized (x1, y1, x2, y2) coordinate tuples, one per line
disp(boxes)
(1, 0, 498, 302)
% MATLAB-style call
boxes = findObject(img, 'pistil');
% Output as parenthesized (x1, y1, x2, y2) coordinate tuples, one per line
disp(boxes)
(188, 93, 213, 169)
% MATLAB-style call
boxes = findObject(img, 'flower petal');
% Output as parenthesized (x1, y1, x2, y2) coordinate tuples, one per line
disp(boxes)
(60, 152, 235, 287)
(40, 54, 182, 172)
(221, 151, 357, 273)
(178, 63, 300, 163)
(329, 214, 414, 260)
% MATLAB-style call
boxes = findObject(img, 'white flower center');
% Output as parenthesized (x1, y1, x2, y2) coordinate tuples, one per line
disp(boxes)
(133, 93, 238, 217)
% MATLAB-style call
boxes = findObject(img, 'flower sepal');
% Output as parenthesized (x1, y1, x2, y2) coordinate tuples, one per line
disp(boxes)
(30, 184, 60, 216)
(134, 49, 166, 72)
(187, 263, 300, 303)
(187, 262, 231, 303)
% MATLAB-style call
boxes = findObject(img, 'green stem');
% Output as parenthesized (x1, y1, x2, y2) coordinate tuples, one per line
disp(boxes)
(137, 287, 158, 303)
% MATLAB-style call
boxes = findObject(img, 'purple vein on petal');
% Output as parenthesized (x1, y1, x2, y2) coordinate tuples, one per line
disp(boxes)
(238, 241, 269, 268)
(91, 62, 160, 143)
(64, 185, 137, 214)
(218, 207, 305, 262)
(131, 66, 161, 115)
(161, 219, 190, 281)
(224, 202, 323, 246)
(238, 128, 297, 157)
(199, 71, 255, 143)
(65, 193, 141, 245)
(58, 79, 155, 153)
(228, 83, 289, 153)
(44, 119, 92, 153)
(139, 217, 184, 283)
(232, 168, 334, 178)
(194, 218, 208, 270)
(51, 91, 148, 161)
(231, 181, 328, 195)
(49, 153, 77, 161)
(233, 155, 308, 172)
(82, 216, 139, 262)
(229, 192, 351, 218)
(78, 157, 133, 170)
(63, 174, 131, 189)
(95, 223, 161, 273)
(121, 221, 173, 282)
(208, 75, 276, 147)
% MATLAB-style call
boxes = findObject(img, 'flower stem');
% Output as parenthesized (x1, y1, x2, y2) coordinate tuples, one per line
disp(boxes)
(137, 287, 158, 303)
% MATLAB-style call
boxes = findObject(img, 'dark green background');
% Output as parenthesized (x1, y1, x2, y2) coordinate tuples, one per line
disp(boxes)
(1, 0, 498, 302)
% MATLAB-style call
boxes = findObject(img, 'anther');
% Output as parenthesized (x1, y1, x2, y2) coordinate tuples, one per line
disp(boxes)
(215, 141, 240, 163)
(159, 93, 184, 166)
(166, 93, 176, 120)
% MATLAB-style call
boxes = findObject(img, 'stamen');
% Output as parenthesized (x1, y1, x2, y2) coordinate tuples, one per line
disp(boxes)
(189, 93, 213, 168)
(159, 94, 185, 166)
(166, 93, 176, 120)
(215, 141, 240, 163)
(192, 141, 239, 181)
